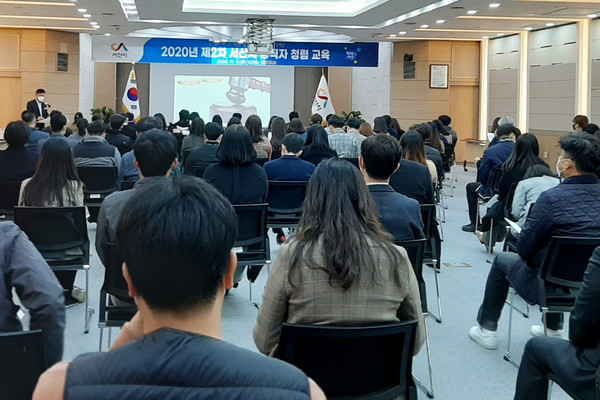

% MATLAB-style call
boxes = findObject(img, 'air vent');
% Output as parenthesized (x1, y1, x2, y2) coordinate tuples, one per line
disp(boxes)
(450, 6, 465, 9)
(102, 12, 114, 16)
(405, 22, 417, 25)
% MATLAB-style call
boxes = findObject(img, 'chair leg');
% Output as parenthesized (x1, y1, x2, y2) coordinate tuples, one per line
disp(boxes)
(503, 290, 520, 367)
(249, 278, 259, 309)
(414, 313, 435, 398)
(84, 266, 94, 334)
(99, 327, 104, 352)
(428, 258, 442, 323)
(475, 201, 481, 232)
(486, 220, 494, 264)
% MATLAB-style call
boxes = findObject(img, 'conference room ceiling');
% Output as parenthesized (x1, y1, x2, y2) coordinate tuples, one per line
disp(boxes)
(0, 0, 597, 41)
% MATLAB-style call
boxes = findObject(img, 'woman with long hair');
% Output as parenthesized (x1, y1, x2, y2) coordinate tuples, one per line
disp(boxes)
(391, 118, 404, 138)
(19, 138, 84, 304)
(245, 114, 271, 159)
(269, 116, 286, 160)
(359, 122, 374, 137)
(373, 117, 387, 134)
(182, 116, 205, 154)
(476, 133, 548, 250)
(299, 125, 337, 166)
(254, 158, 424, 356)
(400, 130, 438, 185)
(204, 124, 268, 204)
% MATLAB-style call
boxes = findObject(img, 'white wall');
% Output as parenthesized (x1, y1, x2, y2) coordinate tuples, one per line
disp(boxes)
(78, 33, 95, 119)
(590, 19, 600, 123)
(488, 35, 520, 130)
(351, 42, 392, 124)
(528, 24, 578, 132)
(149, 64, 294, 125)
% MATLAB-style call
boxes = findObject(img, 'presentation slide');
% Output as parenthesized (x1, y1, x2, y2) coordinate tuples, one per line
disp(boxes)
(174, 75, 271, 125)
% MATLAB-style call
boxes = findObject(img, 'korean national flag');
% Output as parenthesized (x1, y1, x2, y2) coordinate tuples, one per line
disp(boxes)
(122, 65, 141, 121)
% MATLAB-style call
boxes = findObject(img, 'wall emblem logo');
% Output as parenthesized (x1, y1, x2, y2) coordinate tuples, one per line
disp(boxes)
(111, 43, 128, 59)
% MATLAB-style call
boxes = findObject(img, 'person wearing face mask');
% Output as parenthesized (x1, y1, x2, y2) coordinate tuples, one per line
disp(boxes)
(469, 132, 600, 351)
(26, 89, 51, 128)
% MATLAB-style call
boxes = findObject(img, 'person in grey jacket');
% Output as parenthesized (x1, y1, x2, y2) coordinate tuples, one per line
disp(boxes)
(0, 221, 65, 367)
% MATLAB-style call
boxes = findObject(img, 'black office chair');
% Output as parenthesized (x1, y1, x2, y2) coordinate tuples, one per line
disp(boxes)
(276, 321, 419, 400)
(266, 181, 308, 230)
(255, 157, 270, 167)
(0, 330, 46, 400)
(120, 180, 136, 191)
(504, 236, 600, 367)
(396, 238, 435, 398)
(232, 203, 271, 307)
(98, 243, 137, 351)
(191, 164, 209, 178)
(475, 165, 503, 232)
(421, 204, 442, 323)
(76, 166, 118, 222)
(14, 206, 94, 333)
(0, 180, 22, 218)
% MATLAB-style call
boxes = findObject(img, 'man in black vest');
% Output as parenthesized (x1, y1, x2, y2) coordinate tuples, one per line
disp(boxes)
(33, 177, 325, 400)
(73, 120, 121, 170)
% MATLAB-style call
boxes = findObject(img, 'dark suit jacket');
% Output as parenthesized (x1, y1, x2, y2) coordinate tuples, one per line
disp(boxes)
(0, 148, 39, 181)
(368, 185, 424, 241)
(183, 143, 219, 175)
(204, 162, 268, 204)
(105, 128, 133, 155)
(26, 99, 48, 119)
(425, 146, 443, 182)
(263, 156, 315, 181)
(389, 159, 434, 204)
(299, 146, 337, 166)
(477, 139, 513, 184)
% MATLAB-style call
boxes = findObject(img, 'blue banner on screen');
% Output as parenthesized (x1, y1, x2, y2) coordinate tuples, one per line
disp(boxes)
(137, 38, 378, 67)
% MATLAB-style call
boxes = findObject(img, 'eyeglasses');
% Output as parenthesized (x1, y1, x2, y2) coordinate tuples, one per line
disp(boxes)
(557, 155, 571, 163)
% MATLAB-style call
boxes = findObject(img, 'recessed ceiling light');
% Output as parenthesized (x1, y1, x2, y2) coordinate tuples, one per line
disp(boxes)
(124, 5, 136, 9)
(588, 14, 598, 19)
(214, 39, 221, 43)
(420, 24, 429, 28)
(436, 19, 445, 24)
(90, 21, 98, 25)
(77, 8, 86, 12)
(467, 10, 478, 15)
(399, 31, 407, 35)
(546, 22, 554, 27)
(104, 32, 111, 36)
(127, 10, 138, 14)
(496, 32, 504, 36)
(489, 3, 501, 8)
(83, 13, 91, 18)
(482, 36, 490, 39)
(93, 25, 100, 28)
(389, 34, 397, 37)
(525, 26, 533, 31)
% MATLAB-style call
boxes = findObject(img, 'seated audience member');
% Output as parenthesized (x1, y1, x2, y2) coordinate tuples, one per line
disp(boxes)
(289, 110, 299, 122)
(254, 158, 424, 356)
(174, 109, 190, 129)
(300, 125, 338, 166)
(345, 117, 366, 147)
(411, 123, 444, 182)
(73, 120, 121, 170)
(66, 112, 83, 134)
(22, 110, 48, 149)
(325, 115, 359, 159)
(41, 110, 74, 137)
(359, 122, 374, 138)
(583, 123, 599, 136)
(309, 113, 322, 126)
(438, 114, 457, 145)
(69, 118, 87, 143)
(383, 115, 399, 140)
(227, 116, 241, 127)
(33, 176, 325, 400)
(513, 246, 600, 400)
(360, 134, 424, 241)
(288, 118, 306, 143)
(153, 113, 167, 131)
(389, 157, 435, 205)
(391, 118, 404, 138)
(1, 222, 65, 367)
(204, 125, 268, 204)
(429, 121, 447, 155)
(105, 114, 132, 155)
(469, 132, 600, 350)
(400, 130, 438, 186)
(462, 124, 515, 232)
(121, 112, 137, 141)
(269, 116, 286, 159)
(182, 117, 205, 154)
(96, 129, 178, 267)
(573, 114, 589, 132)
(118, 116, 162, 188)
(373, 117, 388, 135)
(19, 138, 84, 305)
(488, 116, 515, 148)
(246, 115, 271, 159)
(183, 122, 223, 175)
(212, 114, 223, 127)
(37, 113, 79, 151)
(475, 134, 548, 251)
(0, 121, 39, 181)
(232, 112, 242, 120)
(264, 133, 315, 181)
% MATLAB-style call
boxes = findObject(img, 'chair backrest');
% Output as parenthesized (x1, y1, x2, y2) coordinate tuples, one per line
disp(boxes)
(120, 180, 136, 191)
(76, 166, 118, 193)
(191, 165, 208, 178)
(276, 321, 417, 399)
(14, 206, 89, 263)
(489, 165, 503, 195)
(233, 203, 269, 248)
(420, 204, 435, 240)
(103, 243, 133, 301)
(395, 239, 427, 313)
(0, 180, 22, 214)
(182, 149, 191, 162)
(266, 181, 308, 214)
(255, 158, 269, 167)
(540, 236, 600, 288)
(0, 330, 46, 400)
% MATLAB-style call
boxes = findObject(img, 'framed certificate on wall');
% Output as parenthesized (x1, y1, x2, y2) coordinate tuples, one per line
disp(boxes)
(430, 64, 448, 89)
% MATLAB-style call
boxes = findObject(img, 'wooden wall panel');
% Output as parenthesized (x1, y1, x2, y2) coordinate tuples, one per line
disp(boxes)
(0, 34, 19, 70)
(0, 77, 22, 129)
(328, 67, 352, 116)
(451, 46, 480, 79)
(94, 62, 116, 110)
